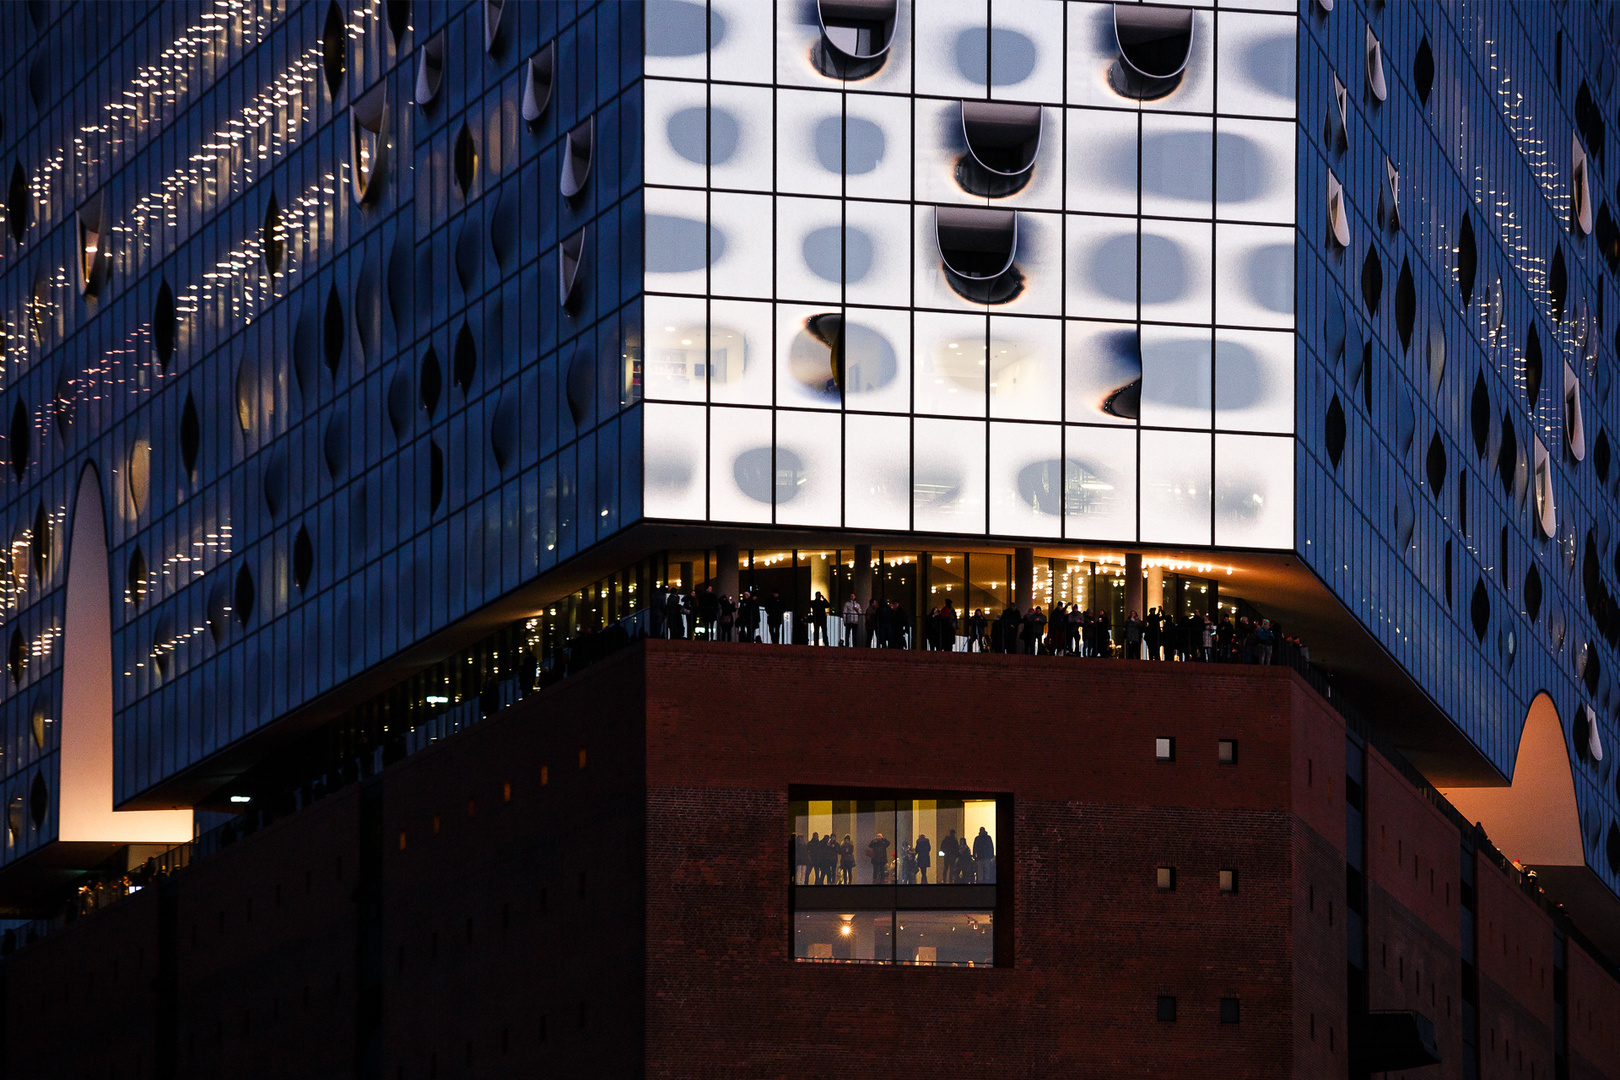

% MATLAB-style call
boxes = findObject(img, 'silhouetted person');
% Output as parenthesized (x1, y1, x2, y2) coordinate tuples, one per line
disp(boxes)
(914, 834, 932, 884)
(973, 826, 996, 883)
(809, 591, 831, 646)
(867, 832, 891, 884)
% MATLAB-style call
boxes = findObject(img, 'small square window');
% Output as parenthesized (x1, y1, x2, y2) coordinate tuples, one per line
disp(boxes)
(1217, 739, 1237, 764)
(1220, 997, 1240, 1024)
(1219, 869, 1238, 893)
(1155, 737, 1175, 761)
(1157, 995, 1177, 1022)
(1156, 866, 1176, 890)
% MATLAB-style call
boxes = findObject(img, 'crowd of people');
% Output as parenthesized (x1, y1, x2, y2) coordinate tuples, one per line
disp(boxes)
(795, 826, 997, 886)
(638, 583, 1308, 666)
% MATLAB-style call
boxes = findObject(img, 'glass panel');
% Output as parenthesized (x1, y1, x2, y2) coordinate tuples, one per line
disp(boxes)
(1216, 117, 1295, 224)
(709, 0, 775, 85)
(777, 303, 844, 410)
(895, 911, 994, 967)
(968, 552, 1011, 617)
(644, 0, 711, 79)
(1215, 223, 1294, 329)
(1066, 215, 1137, 322)
(1140, 429, 1212, 545)
(843, 307, 912, 414)
(1001, 208, 1062, 315)
(776, 196, 844, 304)
(844, 92, 913, 202)
(914, 0, 989, 100)
(990, 421, 1063, 538)
(643, 79, 708, 188)
(1141, 113, 1212, 220)
(709, 191, 774, 299)
(914, 97, 971, 208)
(1065, 108, 1137, 216)
(1140, 325, 1213, 430)
(1215, 11, 1298, 119)
(1215, 328, 1293, 433)
(1065, 2, 1122, 109)
(643, 295, 707, 402)
(844, 199, 912, 307)
(925, 555, 967, 644)
(845, 413, 911, 530)
(1140, 218, 1212, 325)
(776, 409, 842, 526)
(916, 311, 988, 417)
(708, 406, 774, 523)
(708, 300, 773, 407)
(1215, 433, 1294, 549)
(775, 89, 843, 197)
(914, 418, 987, 534)
(643, 186, 710, 296)
(1065, 425, 1137, 542)
(989, 0, 1065, 104)
(794, 911, 893, 963)
(642, 403, 707, 520)
(1143, 10, 1214, 115)
(1065, 320, 1140, 426)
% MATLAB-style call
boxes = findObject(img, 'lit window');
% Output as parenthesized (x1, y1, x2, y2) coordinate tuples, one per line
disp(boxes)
(1217, 739, 1237, 765)
(1219, 869, 1238, 894)
(1155, 737, 1175, 762)
(1157, 866, 1176, 891)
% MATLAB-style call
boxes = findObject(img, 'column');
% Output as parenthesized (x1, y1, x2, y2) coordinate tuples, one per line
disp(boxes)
(1014, 547, 1034, 610)
(854, 544, 873, 607)
(717, 543, 739, 600)
(1207, 579, 1220, 618)
(1124, 552, 1143, 618)
(1145, 564, 1164, 613)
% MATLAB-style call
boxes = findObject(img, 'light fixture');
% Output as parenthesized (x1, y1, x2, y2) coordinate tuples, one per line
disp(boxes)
(230, 794, 252, 804)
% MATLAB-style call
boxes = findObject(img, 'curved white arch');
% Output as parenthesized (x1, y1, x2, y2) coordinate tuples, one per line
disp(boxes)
(59, 467, 191, 845)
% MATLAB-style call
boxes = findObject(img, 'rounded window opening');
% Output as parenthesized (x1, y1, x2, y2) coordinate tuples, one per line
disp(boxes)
(415, 31, 446, 109)
(1457, 214, 1478, 307)
(1110, 4, 1194, 100)
(293, 525, 314, 592)
(322, 0, 347, 98)
(179, 393, 201, 479)
(957, 102, 1042, 199)
(419, 346, 442, 416)
(814, 0, 898, 81)
(560, 117, 594, 202)
(523, 42, 556, 128)
(9, 399, 29, 480)
(453, 121, 478, 199)
(153, 279, 178, 371)
(935, 206, 1022, 305)
(128, 547, 148, 609)
(233, 565, 256, 626)
(7, 162, 30, 243)
(1325, 394, 1346, 468)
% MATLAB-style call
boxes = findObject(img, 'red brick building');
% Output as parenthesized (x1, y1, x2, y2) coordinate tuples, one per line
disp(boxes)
(3, 643, 1616, 1079)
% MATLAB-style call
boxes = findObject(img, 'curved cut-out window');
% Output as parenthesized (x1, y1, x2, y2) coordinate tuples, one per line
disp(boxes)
(428, 439, 445, 514)
(453, 321, 477, 394)
(1413, 36, 1434, 105)
(77, 194, 108, 297)
(179, 393, 201, 478)
(153, 612, 175, 680)
(1532, 436, 1556, 538)
(1599, 201, 1620, 272)
(1324, 293, 1346, 364)
(1470, 373, 1490, 457)
(523, 42, 556, 128)
(559, 228, 587, 312)
(29, 773, 46, 832)
(483, 0, 505, 53)
(7, 163, 30, 243)
(1580, 705, 1604, 763)
(7, 629, 22, 687)
(262, 194, 284, 274)
(52, 370, 73, 444)
(1524, 562, 1543, 622)
(386, 0, 410, 46)
(1457, 214, 1477, 307)
(1426, 323, 1446, 398)
(1549, 247, 1567, 324)
(453, 121, 479, 199)
(958, 102, 1042, 199)
(1425, 432, 1447, 498)
(350, 84, 388, 206)
(1394, 259, 1416, 350)
(1111, 3, 1193, 100)
(1379, 156, 1400, 231)
(490, 187, 518, 269)
(1326, 170, 1350, 248)
(1360, 247, 1382, 315)
(1498, 411, 1524, 501)
(128, 437, 151, 515)
(1324, 394, 1346, 468)
(1525, 325, 1543, 409)
(387, 367, 413, 439)
(1469, 578, 1490, 641)
(1365, 24, 1387, 102)
(322, 0, 347, 99)
(128, 547, 148, 609)
(416, 32, 446, 109)
(293, 525, 314, 591)
(387, 235, 413, 338)
(234, 564, 256, 625)
(323, 283, 345, 375)
(31, 504, 49, 581)
(490, 394, 517, 472)
(1326, 71, 1348, 152)
(560, 117, 594, 202)
(9, 400, 29, 480)
(323, 413, 348, 479)
(262, 452, 287, 518)
(935, 206, 1021, 305)
(1485, 274, 1504, 336)
(420, 346, 442, 415)
(1572, 135, 1594, 235)
(454, 218, 482, 295)
(354, 255, 381, 364)
(154, 279, 178, 370)
(292, 301, 319, 400)
(1595, 428, 1611, 482)
(566, 344, 595, 428)
(206, 582, 230, 644)
(29, 701, 45, 750)
(815, 0, 898, 81)
(1565, 361, 1586, 461)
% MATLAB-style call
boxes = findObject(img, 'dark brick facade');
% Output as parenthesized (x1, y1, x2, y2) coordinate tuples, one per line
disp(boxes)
(0, 643, 1615, 1080)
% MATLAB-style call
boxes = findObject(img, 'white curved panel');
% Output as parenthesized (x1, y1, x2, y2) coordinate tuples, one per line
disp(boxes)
(989, 421, 1062, 538)
(776, 409, 844, 526)
(644, 403, 708, 520)
(1064, 424, 1138, 542)
(1215, 433, 1293, 549)
(989, 314, 1061, 421)
(914, 418, 987, 533)
(1140, 429, 1212, 545)
(708, 406, 774, 523)
(845, 412, 911, 530)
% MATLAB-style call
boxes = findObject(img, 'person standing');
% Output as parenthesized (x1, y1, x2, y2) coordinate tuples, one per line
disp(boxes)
(842, 592, 863, 646)
(808, 590, 831, 646)
(867, 832, 891, 884)
(838, 834, 855, 884)
(1145, 606, 1163, 660)
(973, 826, 996, 884)
(914, 833, 932, 884)
(940, 829, 958, 884)
(865, 596, 882, 648)
(764, 591, 786, 644)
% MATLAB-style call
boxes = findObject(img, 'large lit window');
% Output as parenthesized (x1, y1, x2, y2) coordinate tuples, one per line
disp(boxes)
(789, 788, 1008, 966)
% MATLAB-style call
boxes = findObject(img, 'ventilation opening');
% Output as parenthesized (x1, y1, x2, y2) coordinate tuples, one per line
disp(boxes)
(1426, 323, 1446, 398)
(454, 219, 481, 295)
(234, 565, 256, 625)
(429, 439, 445, 513)
(490, 188, 518, 269)
(1360, 248, 1382, 315)
(491, 394, 517, 472)
(453, 321, 477, 394)
(1355, 341, 1374, 413)
(77, 195, 108, 297)
(936, 206, 1022, 305)
(1326, 71, 1348, 152)
(420, 346, 442, 415)
(1413, 36, 1434, 105)
(152, 613, 174, 680)
(1549, 247, 1567, 323)
(1325, 394, 1346, 467)
(415, 31, 446, 109)
(52, 371, 73, 444)
(523, 42, 556, 128)
(1524, 562, 1542, 622)
(263, 451, 287, 518)
(350, 83, 388, 206)
(559, 228, 586, 312)
(1458, 214, 1477, 307)
(7, 163, 30, 243)
(154, 279, 177, 371)
(560, 117, 594, 202)
(815, 0, 899, 81)
(957, 102, 1042, 199)
(1470, 578, 1490, 641)
(1525, 325, 1543, 409)
(1532, 437, 1555, 538)
(1426, 433, 1447, 498)
(1377, 157, 1401, 233)
(293, 525, 314, 591)
(179, 393, 201, 478)
(453, 121, 478, 199)
(1470, 373, 1490, 456)
(128, 438, 151, 515)
(1394, 258, 1416, 350)
(322, 0, 347, 98)
(29, 773, 46, 832)
(128, 548, 148, 609)
(9, 400, 29, 480)
(387, 236, 413, 338)
(1110, 4, 1193, 100)
(323, 283, 345, 375)
(1365, 25, 1387, 101)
